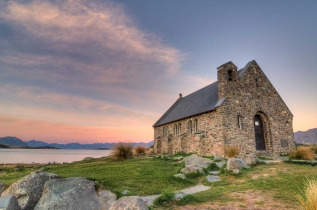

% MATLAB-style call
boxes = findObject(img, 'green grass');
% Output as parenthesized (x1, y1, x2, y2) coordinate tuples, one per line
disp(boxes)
(44, 157, 198, 196)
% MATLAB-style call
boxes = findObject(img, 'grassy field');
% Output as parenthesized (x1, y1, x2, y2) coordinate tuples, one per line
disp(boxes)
(1, 157, 317, 209)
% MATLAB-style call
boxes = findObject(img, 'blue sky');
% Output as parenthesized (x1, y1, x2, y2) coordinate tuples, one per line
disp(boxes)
(0, 0, 316, 143)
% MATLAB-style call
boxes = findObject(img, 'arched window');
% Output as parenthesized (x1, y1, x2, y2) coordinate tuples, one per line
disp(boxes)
(228, 70, 233, 81)
(163, 127, 165, 137)
(188, 120, 192, 134)
(237, 115, 242, 129)
(178, 123, 181, 135)
(194, 119, 198, 133)
(174, 124, 177, 135)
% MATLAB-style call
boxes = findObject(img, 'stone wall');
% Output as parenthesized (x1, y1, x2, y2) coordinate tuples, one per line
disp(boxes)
(154, 60, 295, 157)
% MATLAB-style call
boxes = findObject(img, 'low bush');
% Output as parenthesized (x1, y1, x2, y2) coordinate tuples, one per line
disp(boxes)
(111, 143, 133, 160)
(177, 194, 198, 205)
(153, 190, 175, 206)
(208, 162, 220, 171)
(134, 145, 146, 155)
(297, 179, 317, 210)
(289, 147, 315, 160)
(185, 171, 204, 178)
(224, 146, 240, 158)
(310, 145, 317, 155)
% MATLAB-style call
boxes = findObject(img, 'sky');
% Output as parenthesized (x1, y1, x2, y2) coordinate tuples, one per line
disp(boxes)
(0, 0, 316, 143)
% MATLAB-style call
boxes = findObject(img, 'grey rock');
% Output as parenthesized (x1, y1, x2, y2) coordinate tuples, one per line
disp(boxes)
(173, 156, 183, 161)
(183, 154, 212, 168)
(34, 177, 101, 210)
(109, 196, 147, 210)
(0, 195, 21, 210)
(122, 190, 130, 195)
(174, 173, 186, 179)
(232, 169, 240, 174)
(99, 190, 117, 210)
(243, 154, 257, 164)
(1, 172, 60, 210)
(209, 171, 220, 175)
(206, 175, 221, 182)
(213, 155, 223, 161)
(181, 166, 203, 174)
(215, 160, 226, 168)
(227, 158, 250, 171)
(0, 182, 5, 196)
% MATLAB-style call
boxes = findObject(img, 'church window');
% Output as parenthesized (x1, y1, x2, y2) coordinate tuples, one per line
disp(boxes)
(228, 70, 233, 81)
(174, 124, 177, 135)
(194, 119, 198, 132)
(237, 115, 242, 129)
(255, 78, 259, 87)
(188, 120, 192, 134)
(178, 123, 181, 135)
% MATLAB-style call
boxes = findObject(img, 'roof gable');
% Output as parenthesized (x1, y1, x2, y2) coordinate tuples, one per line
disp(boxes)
(153, 81, 224, 127)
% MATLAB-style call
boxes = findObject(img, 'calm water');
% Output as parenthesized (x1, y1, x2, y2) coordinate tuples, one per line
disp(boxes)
(0, 149, 112, 164)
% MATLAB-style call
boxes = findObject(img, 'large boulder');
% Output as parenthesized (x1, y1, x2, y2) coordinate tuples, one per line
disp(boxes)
(109, 196, 147, 210)
(0, 195, 21, 210)
(1, 172, 60, 210)
(98, 190, 117, 210)
(227, 158, 250, 171)
(181, 166, 204, 174)
(0, 181, 5, 196)
(35, 177, 101, 210)
(183, 154, 212, 168)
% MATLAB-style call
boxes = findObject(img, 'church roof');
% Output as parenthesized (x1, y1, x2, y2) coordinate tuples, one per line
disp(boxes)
(153, 81, 225, 127)
(153, 61, 254, 127)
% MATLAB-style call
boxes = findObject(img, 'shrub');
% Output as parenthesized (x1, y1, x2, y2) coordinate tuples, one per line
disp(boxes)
(310, 145, 317, 155)
(146, 147, 154, 154)
(224, 146, 240, 158)
(289, 147, 315, 160)
(111, 143, 133, 160)
(153, 190, 175, 206)
(134, 145, 146, 155)
(297, 179, 317, 210)
(208, 162, 219, 171)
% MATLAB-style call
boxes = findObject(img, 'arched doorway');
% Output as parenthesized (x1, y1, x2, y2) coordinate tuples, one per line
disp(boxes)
(254, 115, 266, 150)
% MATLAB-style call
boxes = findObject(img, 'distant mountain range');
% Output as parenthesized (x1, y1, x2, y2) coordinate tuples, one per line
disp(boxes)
(294, 128, 317, 145)
(0, 136, 154, 150)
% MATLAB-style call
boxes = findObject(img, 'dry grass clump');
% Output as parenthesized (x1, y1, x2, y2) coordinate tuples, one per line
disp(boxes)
(310, 145, 317, 154)
(289, 147, 315, 160)
(297, 179, 317, 210)
(111, 143, 133, 160)
(146, 147, 154, 154)
(134, 145, 146, 155)
(224, 146, 240, 158)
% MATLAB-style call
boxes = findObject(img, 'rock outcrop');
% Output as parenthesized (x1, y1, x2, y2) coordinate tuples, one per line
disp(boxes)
(109, 196, 147, 210)
(98, 190, 117, 210)
(35, 177, 101, 210)
(181, 166, 204, 174)
(183, 154, 212, 168)
(227, 158, 250, 171)
(1, 172, 60, 210)
(0, 195, 21, 210)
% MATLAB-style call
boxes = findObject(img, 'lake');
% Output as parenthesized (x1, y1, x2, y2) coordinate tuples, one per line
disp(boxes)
(0, 149, 112, 164)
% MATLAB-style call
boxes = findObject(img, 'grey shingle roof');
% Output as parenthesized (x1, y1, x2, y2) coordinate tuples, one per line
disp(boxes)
(153, 81, 225, 127)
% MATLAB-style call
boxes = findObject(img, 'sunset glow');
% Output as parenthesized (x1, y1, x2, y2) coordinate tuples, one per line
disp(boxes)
(0, 0, 316, 143)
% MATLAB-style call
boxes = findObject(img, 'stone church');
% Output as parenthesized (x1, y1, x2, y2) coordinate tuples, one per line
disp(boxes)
(153, 60, 295, 157)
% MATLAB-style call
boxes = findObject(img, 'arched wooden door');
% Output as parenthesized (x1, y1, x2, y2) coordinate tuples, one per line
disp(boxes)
(254, 115, 266, 150)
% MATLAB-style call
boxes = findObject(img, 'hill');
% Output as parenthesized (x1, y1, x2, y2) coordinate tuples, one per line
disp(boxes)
(294, 128, 317, 144)
(0, 137, 28, 146)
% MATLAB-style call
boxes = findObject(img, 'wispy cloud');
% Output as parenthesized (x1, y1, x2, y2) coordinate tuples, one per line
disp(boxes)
(0, 0, 211, 142)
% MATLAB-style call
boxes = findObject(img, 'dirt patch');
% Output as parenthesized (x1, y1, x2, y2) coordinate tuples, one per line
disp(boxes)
(177, 191, 295, 210)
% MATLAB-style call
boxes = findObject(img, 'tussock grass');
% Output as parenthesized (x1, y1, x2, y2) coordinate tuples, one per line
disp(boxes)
(111, 143, 133, 160)
(297, 179, 317, 210)
(290, 147, 315, 160)
(224, 146, 240, 158)
(134, 145, 146, 155)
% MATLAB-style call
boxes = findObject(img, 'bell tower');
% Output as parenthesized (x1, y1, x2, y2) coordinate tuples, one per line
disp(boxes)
(217, 61, 238, 99)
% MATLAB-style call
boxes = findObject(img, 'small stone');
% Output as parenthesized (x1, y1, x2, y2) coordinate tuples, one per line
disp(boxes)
(209, 171, 220, 175)
(232, 169, 240, 174)
(174, 173, 186, 179)
(174, 156, 183, 161)
(213, 155, 222, 161)
(206, 175, 221, 182)
(109, 196, 147, 210)
(122, 190, 130, 195)
(215, 160, 226, 168)
(227, 158, 250, 171)
(83, 157, 94, 161)
(0, 195, 21, 210)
